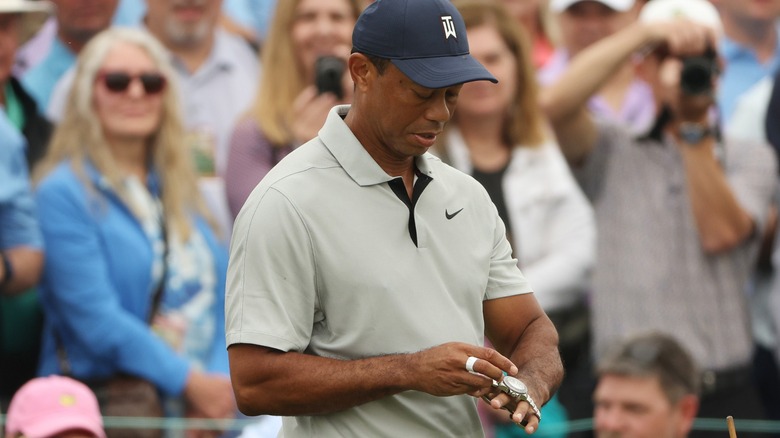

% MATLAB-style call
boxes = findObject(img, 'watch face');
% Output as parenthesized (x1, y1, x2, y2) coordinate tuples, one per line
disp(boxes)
(502, 376, 527, 394)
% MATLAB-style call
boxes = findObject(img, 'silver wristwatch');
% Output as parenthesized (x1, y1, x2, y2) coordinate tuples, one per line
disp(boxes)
(492, 376, 542, 423)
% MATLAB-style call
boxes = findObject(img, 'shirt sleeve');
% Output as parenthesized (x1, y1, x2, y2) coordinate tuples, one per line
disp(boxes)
(723, 139, 779, 236)
(226, 186, 318, 352)
(0, 112, 42, 250)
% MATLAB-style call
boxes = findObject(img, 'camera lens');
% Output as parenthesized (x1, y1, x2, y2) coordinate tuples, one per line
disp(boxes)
(679, 53, 717, 96)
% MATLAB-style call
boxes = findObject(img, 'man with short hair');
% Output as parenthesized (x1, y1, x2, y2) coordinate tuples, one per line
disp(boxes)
(143, 0, 258, 239)
(21, 0, 118, 112)
(226, 0, 563, 436)
(593, 332, 700, 438)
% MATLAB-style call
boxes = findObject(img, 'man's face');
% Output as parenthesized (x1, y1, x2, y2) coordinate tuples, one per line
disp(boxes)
(557, 1, 637, 56)
(358, 60, 462, 160)
(711, 0, 780, 26)
(0, 14, 20, 84)
(594, 374, 694, 438)
(51, 0, 118, 43)
(145, 0, 222, 48)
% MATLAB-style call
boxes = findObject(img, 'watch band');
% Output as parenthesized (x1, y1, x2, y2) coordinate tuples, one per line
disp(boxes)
(677, 122, 714, 145)
(487, 378, 543, 423)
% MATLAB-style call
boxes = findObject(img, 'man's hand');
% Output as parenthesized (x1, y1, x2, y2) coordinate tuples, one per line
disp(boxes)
(407, 342, 518, 398)
(481, 382, 542, 434)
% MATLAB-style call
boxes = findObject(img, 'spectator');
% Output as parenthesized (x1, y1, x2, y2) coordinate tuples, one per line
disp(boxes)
(0, 0, 49, 410)
(712, 0, 780, 131)
(32, 27, 234, 424)
(694, 0, 780, 424)
(540, 0, 776, 435)
(225, 0, 360, 218)
(594, 332, 700, 438)
(20, 0, 118, 112)
(224, 0, 360, 219)
(436, 1, 594, 435)
(540, 0, 653, 136)
(143, 0, 259, 239)
(226, 0, 563, 436)
(5, 375, 105, 438)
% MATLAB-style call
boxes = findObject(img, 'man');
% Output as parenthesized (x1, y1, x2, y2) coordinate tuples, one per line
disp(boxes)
(226, 0, 563, 436)
(21, 0, 118, 112)
(711, 0, 780, 128)
(541, 0, 776, 434)
(144, 0, 258, 239)
(0, 0, 48, 409)
(539, 0, 653, 135)
(593, 332, 700, 438)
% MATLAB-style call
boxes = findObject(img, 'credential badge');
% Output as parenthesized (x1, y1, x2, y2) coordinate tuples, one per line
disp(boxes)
(441, 15, 457, 39)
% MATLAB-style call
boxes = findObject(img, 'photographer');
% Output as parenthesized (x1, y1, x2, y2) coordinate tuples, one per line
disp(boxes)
(540, 0, 777, 433)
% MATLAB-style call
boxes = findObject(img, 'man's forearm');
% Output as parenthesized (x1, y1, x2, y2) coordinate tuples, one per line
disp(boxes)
(229, 341, 514, 417)
(230, 347, 411, 416)
(680, 140, 754, 253)
(506, 314, 563, 405)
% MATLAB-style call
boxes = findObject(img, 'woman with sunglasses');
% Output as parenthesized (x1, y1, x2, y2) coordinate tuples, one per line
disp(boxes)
(32, 27, 236, 425)
(224, 0, 362, 219)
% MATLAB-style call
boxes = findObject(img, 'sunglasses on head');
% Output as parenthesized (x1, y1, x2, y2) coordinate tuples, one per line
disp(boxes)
(97, 71, 167, 95)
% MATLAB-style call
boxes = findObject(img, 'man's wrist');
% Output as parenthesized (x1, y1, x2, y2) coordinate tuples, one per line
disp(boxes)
(674, 121, 715, 146)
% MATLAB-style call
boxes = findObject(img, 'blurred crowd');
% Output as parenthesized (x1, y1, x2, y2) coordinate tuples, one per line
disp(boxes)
(3, 0, 780, 437)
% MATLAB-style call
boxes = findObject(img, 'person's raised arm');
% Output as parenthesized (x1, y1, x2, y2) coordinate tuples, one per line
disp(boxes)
(539, 20, 708, 165)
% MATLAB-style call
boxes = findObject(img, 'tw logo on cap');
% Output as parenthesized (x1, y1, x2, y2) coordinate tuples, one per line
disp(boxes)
(441, 16, 457, 39)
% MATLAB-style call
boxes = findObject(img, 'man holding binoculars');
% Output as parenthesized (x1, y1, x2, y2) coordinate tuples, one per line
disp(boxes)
(541, 0, 776, 434)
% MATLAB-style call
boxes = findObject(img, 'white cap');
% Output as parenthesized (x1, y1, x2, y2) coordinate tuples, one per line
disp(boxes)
(639, 0, 722, 34)
(550, 0, 635, 13)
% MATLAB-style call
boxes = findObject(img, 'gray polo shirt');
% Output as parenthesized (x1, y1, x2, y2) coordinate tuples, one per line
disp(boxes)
(577, 119, 777, 371)
(226, 105, 532, 437)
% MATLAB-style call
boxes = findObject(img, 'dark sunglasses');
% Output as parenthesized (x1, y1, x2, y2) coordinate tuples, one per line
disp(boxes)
(97, 71, 167, 95)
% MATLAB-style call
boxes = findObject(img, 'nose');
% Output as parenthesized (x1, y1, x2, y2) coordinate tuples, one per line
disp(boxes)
(594, 406, 625, 434)
(127, 78, 146, 98)
(425, 92, 453, 124)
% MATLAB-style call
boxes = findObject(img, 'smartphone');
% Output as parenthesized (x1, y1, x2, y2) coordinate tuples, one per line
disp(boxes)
(315, 56, 345, 100)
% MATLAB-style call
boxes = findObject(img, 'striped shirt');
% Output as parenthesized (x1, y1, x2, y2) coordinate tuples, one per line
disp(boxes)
(576, 119, 777, 371)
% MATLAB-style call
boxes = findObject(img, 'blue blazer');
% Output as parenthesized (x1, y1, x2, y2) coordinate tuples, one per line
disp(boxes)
(35, 161, 228, 396)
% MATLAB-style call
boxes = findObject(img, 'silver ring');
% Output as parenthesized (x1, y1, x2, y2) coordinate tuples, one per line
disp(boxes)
(466, 356, 478, 373)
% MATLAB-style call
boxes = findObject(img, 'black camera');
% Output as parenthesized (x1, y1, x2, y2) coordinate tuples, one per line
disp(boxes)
(679, 47, 718, 96)
(315, 56, 345, 100)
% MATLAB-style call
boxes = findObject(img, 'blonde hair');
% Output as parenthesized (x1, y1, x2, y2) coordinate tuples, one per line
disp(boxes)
(454, 0, 547, 147)
(34, 27, 211, 239)
(250, 0, 362, 145)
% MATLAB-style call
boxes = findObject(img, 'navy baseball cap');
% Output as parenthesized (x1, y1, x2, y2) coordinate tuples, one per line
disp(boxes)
(352, 0, 498, 89)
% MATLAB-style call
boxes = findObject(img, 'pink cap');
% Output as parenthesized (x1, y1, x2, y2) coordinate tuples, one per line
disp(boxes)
(5, 375, 106, 438)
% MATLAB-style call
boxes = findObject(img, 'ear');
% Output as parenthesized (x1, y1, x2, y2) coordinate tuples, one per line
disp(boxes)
(675, 394, 700, 437)
(348, 53, 373, 91)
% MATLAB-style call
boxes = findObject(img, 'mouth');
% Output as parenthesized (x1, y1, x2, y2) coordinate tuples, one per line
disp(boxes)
(413, 132, 440, 147)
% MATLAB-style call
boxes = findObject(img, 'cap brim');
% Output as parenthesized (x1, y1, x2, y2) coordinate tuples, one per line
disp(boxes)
(21, 413, 105, 438)
(391, 54, 497, 89)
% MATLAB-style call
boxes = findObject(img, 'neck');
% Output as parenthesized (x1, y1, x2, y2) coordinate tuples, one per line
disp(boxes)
(57, 31, 90, 55)
(723, 16, 778, 62)
(107, 137, 150, 182)
(344, 109, 416, 191)
(455, 114, 510, 172)
(165, 33, 215, 74)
